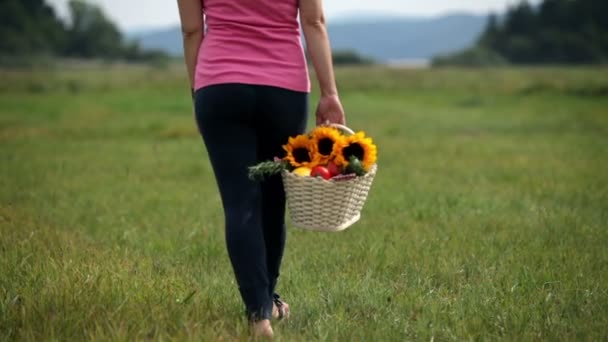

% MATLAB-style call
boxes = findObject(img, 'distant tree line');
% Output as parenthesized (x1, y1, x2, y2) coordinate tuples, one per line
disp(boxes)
(332, 50, 374, 66)
(434, 0, 608, 66)
(0, 0, 167, 64)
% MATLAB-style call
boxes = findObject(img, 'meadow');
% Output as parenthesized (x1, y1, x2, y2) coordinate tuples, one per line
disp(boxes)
(1, 64, 607, 341)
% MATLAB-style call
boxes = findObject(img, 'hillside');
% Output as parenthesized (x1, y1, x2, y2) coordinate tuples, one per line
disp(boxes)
(129, 14, 487, 62)
(435, 0, 608, 65)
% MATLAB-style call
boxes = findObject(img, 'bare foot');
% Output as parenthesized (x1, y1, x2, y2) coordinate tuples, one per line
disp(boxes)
(252, 319, 273, 339)
(272, 300, 290, 320)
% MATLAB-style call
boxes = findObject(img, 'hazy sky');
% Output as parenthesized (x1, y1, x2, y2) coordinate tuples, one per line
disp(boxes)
(47, 0, 535, 31)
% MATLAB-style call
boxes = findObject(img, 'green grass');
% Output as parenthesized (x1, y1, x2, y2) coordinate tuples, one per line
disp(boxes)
(1, 64, 608, 340)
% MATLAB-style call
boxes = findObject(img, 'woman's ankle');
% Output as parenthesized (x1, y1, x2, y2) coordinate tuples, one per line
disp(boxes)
(251, 319, 273, 338)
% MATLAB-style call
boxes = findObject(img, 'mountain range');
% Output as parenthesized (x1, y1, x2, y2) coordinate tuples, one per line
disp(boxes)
(128, 13, 488, 62)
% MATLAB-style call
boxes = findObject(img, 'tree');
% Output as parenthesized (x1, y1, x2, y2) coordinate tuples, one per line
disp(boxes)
(0, 0, 168, 64)
(435, 0, 608, 66)
(503, 1, 537, 36)
(332, 50, 373, 65)
(0, 0, 65, 56)
(64, 0, 124, 58)
(478, 14, 500, 47)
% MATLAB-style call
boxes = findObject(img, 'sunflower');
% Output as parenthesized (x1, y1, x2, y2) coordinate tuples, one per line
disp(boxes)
(334, 131, 377, 171)
(282, 134, 318, 168)
(310, 126, 345, 165)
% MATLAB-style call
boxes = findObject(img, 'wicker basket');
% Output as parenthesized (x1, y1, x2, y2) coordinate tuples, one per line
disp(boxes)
(281, 125, 377, 232)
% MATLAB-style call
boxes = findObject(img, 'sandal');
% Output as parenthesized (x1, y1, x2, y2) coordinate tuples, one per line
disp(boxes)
(272, 293, 290, 320)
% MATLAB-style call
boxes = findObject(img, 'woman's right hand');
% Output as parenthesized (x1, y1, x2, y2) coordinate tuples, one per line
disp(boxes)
(316, 94, 346, 125)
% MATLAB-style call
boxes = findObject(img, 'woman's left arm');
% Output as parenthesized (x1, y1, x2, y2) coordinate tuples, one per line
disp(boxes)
(177, 0, 205, 92)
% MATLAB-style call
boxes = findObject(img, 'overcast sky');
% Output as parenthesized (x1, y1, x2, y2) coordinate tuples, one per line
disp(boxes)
(47, 0, 536, 31)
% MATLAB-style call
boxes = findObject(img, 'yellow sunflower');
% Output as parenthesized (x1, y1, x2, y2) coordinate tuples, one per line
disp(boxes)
(310, 126, 345, 165)
(334, 131, 377, 171)
(282, 134, 318, 168)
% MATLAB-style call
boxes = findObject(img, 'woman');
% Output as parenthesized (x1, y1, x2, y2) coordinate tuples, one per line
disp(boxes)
(177, 0, 345, 337)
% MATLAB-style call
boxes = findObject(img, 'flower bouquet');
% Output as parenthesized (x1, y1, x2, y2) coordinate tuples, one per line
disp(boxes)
(249, 124, 378, 232)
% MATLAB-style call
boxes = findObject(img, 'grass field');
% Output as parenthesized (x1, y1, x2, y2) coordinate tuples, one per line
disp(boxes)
(1, 64, 608, 341)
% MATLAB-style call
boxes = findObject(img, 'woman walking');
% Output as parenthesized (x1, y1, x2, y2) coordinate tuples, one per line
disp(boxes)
(177, 0, 345, 337)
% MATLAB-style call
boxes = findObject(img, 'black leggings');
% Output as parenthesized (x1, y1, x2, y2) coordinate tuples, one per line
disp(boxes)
(194, 83, 308, 320)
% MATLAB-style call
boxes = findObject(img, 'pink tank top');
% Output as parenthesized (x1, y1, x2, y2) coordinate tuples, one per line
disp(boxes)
(194, 0, 310, 93)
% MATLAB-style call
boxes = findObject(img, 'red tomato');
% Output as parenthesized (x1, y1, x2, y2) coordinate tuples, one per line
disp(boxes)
(327, 162, 341, 177)
(311, 166, 331, 180)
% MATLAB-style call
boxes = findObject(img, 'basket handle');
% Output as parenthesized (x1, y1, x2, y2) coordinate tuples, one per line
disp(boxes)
(319, 122, 355, 135)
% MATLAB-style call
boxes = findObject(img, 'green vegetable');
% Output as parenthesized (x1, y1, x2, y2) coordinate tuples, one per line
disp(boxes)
(345, 156, 366, 176)
(248, 160, 290, 181)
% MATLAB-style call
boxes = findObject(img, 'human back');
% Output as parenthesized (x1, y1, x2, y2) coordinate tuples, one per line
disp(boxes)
(195, 0, 310, 93)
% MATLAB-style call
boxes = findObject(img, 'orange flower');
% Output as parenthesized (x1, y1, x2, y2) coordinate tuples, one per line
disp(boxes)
(282, 134, 319, 168)
(309, 126, 345, 165)
(333, 131, 377, 171)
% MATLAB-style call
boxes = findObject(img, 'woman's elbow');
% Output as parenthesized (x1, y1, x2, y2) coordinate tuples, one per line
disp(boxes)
(301, 15, 326, 29)
(181, 25, 204, 39)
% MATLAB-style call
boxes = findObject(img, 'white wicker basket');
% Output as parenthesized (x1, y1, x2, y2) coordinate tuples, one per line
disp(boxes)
(281, 125, 377, 232)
